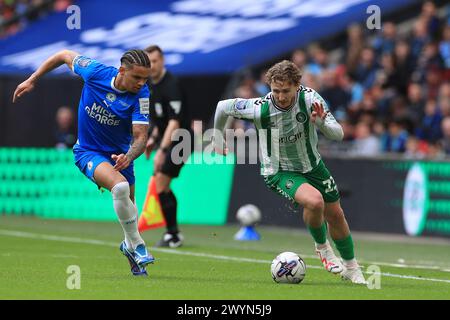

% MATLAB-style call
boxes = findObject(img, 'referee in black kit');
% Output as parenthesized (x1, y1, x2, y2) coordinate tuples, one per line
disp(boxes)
(144, 45, 192, 248)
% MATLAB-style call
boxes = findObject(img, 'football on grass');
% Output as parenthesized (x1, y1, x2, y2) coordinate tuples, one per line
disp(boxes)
(271, 252, 306, 284)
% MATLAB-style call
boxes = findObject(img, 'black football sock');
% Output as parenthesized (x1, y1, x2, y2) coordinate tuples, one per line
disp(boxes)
(158, 190, 179, 234)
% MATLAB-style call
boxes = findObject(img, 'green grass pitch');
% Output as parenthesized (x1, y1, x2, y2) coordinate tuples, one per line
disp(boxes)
(0, 215, 449, 300)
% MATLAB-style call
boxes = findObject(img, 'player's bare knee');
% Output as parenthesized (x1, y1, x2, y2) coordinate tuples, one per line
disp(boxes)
(111, 181, 130, 200)
(305, 195, 324, 213)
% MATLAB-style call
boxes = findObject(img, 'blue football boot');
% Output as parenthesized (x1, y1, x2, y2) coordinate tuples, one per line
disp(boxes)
(133, 244, 155, 267)
(119, 241, 148, 276)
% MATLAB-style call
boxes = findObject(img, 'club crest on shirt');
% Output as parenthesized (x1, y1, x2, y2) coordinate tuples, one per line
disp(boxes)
(77, 57, 92, 68)
(286, 179, 294, 189)
(235, 99, 246, 110)
(296, 112, 307, 123)
(106, 92, 116, 103)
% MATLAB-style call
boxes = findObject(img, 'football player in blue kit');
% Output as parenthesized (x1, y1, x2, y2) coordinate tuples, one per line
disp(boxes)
(13, 49, 155, 276)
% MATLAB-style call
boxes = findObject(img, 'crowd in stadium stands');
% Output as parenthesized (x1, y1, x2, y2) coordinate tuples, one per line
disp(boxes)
(229, 1, 450, 159)
(3, 0, 450, 159)
(0, 0, 72, 38)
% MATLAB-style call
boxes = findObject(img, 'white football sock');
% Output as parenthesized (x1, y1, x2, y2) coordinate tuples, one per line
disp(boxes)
(315, 240, 330, 250)
(343, 258, 358, 269)
(111, 181, 145, 251)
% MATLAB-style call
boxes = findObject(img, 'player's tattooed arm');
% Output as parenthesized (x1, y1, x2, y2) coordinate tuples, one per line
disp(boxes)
(13, 50, 79, 102)
(127, 124, 149, 161)
(112, 124, 148, 171)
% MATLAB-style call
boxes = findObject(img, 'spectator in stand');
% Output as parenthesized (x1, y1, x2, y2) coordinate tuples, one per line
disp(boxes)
(438, 82, 450, 117)
(305, 44, 335, 76)
(440, 24, 450, 70)
(337, 69, 364, 114)
(368, 53, 398, 118)
(320, 69, 350, 114)
(420, 1, 442, 41)
(350, 121, 381, 156)
(447, 5, 450, 25)
(373, 119, 387, 141)
(301, 72, 320, 91)
(54, 0, 72, 12)
(406, 82, 426, 126)
(360, 91, 378, 115)
(438, 82, 450, 100)
(358, 110, 377, 127)
(424, 66, 443, 100)
(439, 95, 450, 118)
(377, 53, 400, 91)
(404, 136, 428, 159)
(345, 23, 365, 75)
(339, 117, 355, 143)
(410, 18, 430, 63)
(394, 40, 415, 95)
(54, 105, 76, 149)
(427, 140, 445, 159)
(381, 118, 409, 153)
(390, 96, 414, 133)
(440, 117, 450, 154)
(291, 49, 307, 70)
(413, 41, 445, 83)
(415, 99, 443, 143)
(346, 90, 370, 122)
(353, 47, 379, 89)
(372, 22, 397, 58)
(254, 69, 270, 96)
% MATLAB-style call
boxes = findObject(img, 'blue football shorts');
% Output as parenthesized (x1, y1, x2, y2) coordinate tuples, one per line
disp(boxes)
(73, 146, 135, 186)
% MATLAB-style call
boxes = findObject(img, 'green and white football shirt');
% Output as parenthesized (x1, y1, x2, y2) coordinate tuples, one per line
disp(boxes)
(214, 86, 343, 175)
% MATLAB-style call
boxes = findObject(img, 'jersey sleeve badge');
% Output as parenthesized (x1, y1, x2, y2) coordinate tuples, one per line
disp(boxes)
(74, 56, 93, 68)
(139, 98, 150, 115)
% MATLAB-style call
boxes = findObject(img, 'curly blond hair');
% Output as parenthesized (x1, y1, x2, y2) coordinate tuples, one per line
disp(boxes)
(265, 60, 302, 86)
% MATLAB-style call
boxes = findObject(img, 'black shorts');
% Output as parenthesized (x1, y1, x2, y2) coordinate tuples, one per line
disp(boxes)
(160, 129, 194, 178)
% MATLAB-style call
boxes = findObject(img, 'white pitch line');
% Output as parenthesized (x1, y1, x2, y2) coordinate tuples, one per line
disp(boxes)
(1, 229, 449, 284)
(299, 254, 446, 272)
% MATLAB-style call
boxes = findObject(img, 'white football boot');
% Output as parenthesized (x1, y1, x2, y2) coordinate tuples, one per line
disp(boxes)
(315, 240, 344, 274)
(341, 262, 367, 285)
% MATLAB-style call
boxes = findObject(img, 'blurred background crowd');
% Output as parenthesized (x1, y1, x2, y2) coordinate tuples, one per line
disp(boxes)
(0, 0, 72, 38)
(225, 1, 450, 159)
(2, 1, 450, 159)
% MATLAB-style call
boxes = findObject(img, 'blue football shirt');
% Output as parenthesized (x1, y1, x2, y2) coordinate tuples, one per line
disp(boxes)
(72, 55, 150, 154)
